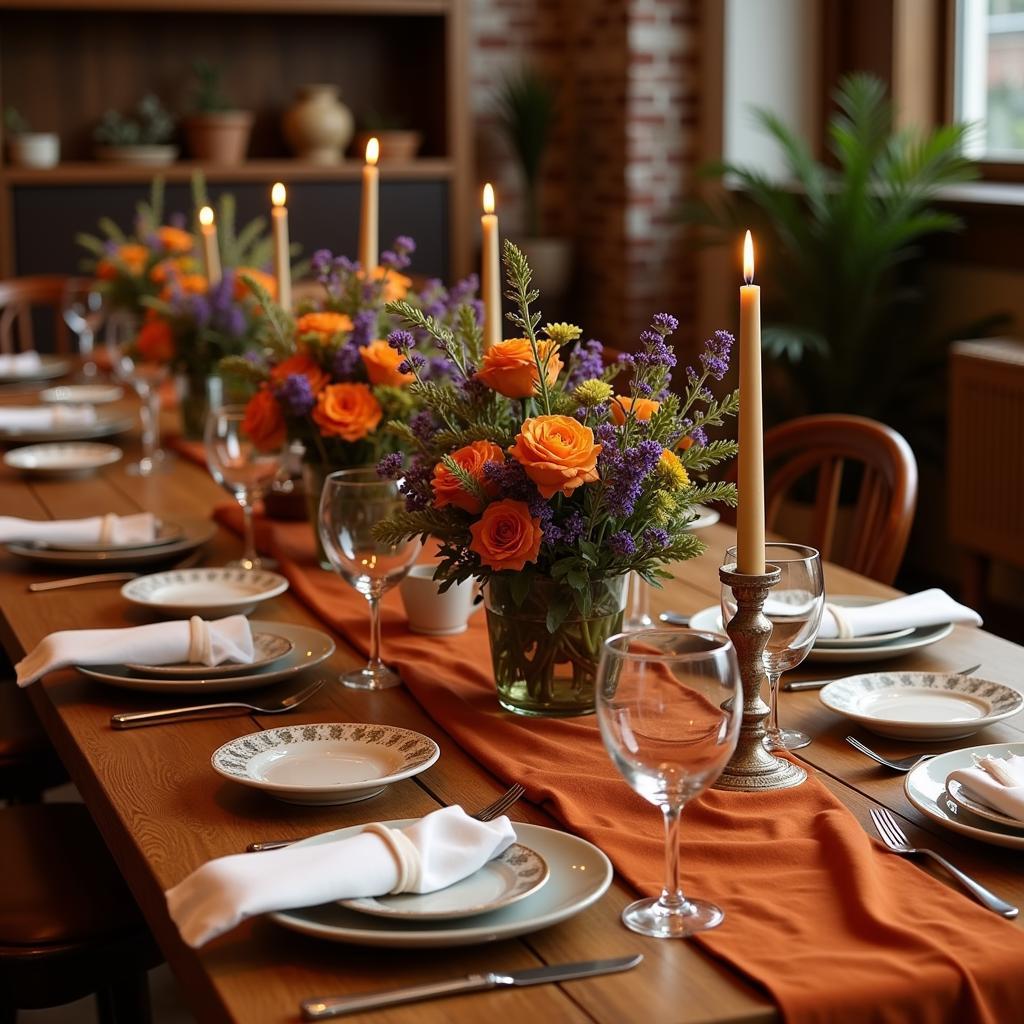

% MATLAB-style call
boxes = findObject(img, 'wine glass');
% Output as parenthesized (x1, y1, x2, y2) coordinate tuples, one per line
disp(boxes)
(721, 543, 824, 752)
(318, 469, 422, 690)
(106, 334, 168, 476)
(624, 572, 653, 630)
(596, 630, 741, 938)
(61, 280, 105, 378)
(204, 405, 285, 570)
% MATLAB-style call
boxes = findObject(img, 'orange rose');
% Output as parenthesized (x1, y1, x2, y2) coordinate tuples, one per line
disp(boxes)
(677, 435, 695, 451)
(432, 440, 505, 514)
(234, 267, 278, 302)
(96, 260, 117, 281)
(149, 257, 197, 284)
(508, 415, 602, 499)
(360, 339, 414, 387)
(135, 316, 174, 363)
(610, 395, 660, 425)
(469, 499, 543, 573)
(312, 383, 382, 442)
(270, 353, 329, 395)
(160, 273, 207, 300)
(365, 266, 412, 303)
(116, 244, 149, 276)
(243, 387, 286, 452)
(295, 311, 353, 342)
(156, 226, 193, 254)
(475, 339, 563, 399)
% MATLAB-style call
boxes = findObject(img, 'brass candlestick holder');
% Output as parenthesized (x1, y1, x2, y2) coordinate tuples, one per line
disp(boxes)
(714, 563, 807, 792)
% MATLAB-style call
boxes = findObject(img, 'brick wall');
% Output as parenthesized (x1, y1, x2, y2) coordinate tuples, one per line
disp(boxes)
(470, 0, 701, 351)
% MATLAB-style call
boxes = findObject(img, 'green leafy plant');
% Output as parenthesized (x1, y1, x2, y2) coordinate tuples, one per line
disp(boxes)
(494, 68, 557, 236)
(94, 94, 175, 146)
(191, 59, 232, 114)
(5, 107, 28, 135)
(684, 73, 984, 457)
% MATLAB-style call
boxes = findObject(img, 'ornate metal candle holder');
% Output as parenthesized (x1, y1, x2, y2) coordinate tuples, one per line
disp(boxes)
(714, 563, 807, 792)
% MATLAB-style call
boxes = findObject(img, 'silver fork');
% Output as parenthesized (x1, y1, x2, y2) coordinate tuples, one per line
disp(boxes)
(845, 736, 940, 772)
(246, 782, 526, 853)
(868, 807, 1018, 918)
(110, 679, 326, 729)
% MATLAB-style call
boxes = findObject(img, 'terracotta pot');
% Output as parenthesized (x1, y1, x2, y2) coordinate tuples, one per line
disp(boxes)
(517, 236, 573, 300)
(282, 85, 353, 164)
(183, 111, 253, 165)
(353, 130, 422, 163)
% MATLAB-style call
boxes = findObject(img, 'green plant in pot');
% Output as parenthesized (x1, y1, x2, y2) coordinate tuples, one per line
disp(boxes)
(5, 106, 60, 168)
(683, 72, 986, 464)
(93, 94, 177, 165)
(183, 59, 253, 165)
(494, 67, 572, 308)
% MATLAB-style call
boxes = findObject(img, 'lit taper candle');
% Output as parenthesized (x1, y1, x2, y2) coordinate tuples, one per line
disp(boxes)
(359, 137, 380, 273)
(481, 183, 501, 350)
(198, 205, 221, 287)
(270, 182, 291, 311)
(737, 230, 765, 575)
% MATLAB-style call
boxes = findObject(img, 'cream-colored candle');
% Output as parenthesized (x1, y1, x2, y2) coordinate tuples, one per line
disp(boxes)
(737, 230, 765, 575)
(198, 205, 221, 287)
(481, 183, 501, 350)
(359, 136, 379, 273)
(270, 182, 291, 311)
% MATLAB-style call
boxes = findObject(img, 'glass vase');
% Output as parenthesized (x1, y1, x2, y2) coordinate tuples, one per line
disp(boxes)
(177, 372, 252, 440)
(484, 573, 628, 717)
(301, 461, 333, 570)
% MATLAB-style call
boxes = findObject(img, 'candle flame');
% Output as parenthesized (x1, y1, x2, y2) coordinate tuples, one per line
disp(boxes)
(271, 182, 286, 207)
(483, 183, 495, 214)
(365, 137, 379, 166)
(743, 230, 754, 284)
(198, 205, 215, 228)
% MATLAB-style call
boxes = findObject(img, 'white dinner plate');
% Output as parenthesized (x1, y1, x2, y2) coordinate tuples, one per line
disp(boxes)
(75, 620, 334, 694)
(212, 723, 440, 805)
(819, 671, 1023, 740)
(814, 626, 915, 649)
(121, 567, 289, 617)
(124, 630, 294, 678)
(0, 412, 134, 444)
(40, 520, 183, 552)
(40, 384, 124, 405)
(6, 519, 217, 569)
(271, 820, 613, 946)
(3, 442, 122, 477)
(905, 743, 1024, 850)
(945, 778, 1024, 831)
(341, 843, 549, 921)
(0, 355, 70, 384)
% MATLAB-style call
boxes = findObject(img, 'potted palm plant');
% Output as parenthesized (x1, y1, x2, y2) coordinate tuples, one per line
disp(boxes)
(494, 68, 572, 305)
(183, 60, 253, 165)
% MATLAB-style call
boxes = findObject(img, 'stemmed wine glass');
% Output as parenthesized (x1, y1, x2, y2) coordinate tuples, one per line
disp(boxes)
(596, 630, 741, 938)
(721, 542, 824, 752)
(106, 333, 168, 476)
(61, 280, 104, 378)
(318, 469, 422, 690)
(204, 405, 285, 570)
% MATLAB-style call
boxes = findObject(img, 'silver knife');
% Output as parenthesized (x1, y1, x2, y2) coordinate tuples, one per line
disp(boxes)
(300, 954, 643, 1020)
(783, 678, 834, 691)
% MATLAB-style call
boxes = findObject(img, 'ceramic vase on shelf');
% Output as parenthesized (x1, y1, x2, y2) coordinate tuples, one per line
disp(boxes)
(283, 85, 354, 165)
(484, 573, 627, 717)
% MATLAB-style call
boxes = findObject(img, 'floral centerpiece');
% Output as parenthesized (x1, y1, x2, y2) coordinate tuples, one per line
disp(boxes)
(375, 241, 739, 716)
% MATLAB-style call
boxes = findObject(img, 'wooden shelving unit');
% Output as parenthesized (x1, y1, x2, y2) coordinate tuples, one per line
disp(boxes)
(0, 0, 472, 280)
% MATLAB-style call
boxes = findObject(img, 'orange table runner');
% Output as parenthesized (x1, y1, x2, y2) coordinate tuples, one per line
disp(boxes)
(220, 507, 1024, 1024)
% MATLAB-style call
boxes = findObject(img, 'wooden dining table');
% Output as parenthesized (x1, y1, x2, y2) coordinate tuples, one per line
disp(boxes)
(2, 417, 1024, 1024)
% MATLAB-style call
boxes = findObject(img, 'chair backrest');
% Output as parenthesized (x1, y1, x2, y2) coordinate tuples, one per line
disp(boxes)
(0, 275, 77, 354)
(727, 414, 918, 585)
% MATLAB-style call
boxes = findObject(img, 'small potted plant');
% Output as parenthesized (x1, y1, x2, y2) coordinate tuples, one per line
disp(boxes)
(93, 94, 177, 165)
(183, 59, 253, 165)
(353, 113, 422, 163)
(5, 107, 59, 168)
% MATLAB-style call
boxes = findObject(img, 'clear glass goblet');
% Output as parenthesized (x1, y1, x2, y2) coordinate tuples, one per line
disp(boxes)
(318, 469, 423, 690)
(106, 336, 168, 476)
(596, 629, 741, 938)
(61, 281, 105, 378)
(721, 542, 824, 752)
(204, 405, 285, 571)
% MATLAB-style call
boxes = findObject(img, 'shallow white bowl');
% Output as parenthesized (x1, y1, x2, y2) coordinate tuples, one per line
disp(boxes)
(121, 567, 289, 617)
(40, 384, 124, 405)
(4, 442, 122, 477)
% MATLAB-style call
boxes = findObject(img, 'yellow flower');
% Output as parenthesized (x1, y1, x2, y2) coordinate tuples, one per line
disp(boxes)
(544, 322, 583, 345)
(572, 379, 613, 408)
(656, 448, 690, 490)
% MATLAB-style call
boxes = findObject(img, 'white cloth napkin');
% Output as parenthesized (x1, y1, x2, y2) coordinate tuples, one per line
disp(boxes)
(16, 615, 253, 687)
(0, 405, 97, 432)
(0, 513, 156, 547)
(166, 805, 516, 947)
(818, 589, 982, 640)
(948, 754, 1024, 823)
(0, 351, 41, 374)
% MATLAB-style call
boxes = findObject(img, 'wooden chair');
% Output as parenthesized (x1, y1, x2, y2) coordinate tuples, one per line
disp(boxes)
(727, 414, 918, 585)
(0, 275, 79, 354)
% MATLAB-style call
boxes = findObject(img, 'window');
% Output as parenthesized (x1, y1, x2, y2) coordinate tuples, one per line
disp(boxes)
(956, 0, 1024, 160)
